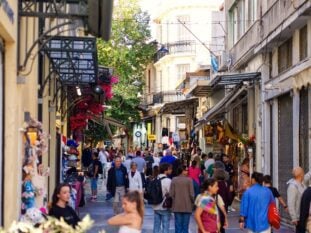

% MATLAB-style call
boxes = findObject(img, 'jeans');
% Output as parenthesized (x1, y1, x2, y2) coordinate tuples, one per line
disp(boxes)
(153, 210, 171, 233)
(174, 212, 191, 233)
(90, 178, 98, 191)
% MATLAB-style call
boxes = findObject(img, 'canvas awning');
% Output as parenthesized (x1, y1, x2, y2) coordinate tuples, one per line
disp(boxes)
(194, 85, 247, 131)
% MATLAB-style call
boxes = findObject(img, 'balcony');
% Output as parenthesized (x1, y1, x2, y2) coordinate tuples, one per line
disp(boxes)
(230, 0, 310, 68)
(142, 91, 186, 106)
(154, 40, 196, 63)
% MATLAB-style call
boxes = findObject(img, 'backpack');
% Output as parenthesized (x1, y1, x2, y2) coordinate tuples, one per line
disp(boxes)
(145, 156, 154, 176)
(145, 176, 166, 205)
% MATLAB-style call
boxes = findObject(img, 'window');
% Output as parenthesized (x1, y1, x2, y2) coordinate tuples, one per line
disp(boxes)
(278, 38, 292, 73)
(148, 69, 151, 93)
(176, 64, 190, 81)
(237, 0, 245, 39)
(300, 25, 308, 61)
(248, 0, 256, 28)
(177, 15, 190, 41)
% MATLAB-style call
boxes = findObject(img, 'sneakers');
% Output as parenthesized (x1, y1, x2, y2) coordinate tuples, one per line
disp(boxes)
(228, 206, 236, 212)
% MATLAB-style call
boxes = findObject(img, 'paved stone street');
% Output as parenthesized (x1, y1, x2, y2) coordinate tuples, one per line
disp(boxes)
(78, 178, 294, 233)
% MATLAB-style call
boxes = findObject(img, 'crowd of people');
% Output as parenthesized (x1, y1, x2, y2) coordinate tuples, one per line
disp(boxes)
(46, 144, 311, 233)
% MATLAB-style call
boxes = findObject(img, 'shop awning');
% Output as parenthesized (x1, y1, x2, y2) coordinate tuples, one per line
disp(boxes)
(210, 72, 261, 88)
(42, 36, 98, 85)
(160, 98, 199, 114)
(194, 86, 247, 131)
(185, 80, 213, 97)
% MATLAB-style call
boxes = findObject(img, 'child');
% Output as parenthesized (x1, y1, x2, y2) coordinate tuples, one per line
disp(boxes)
(107, 191, 144, 233)
(194, 178, 228, 233)
(49, 183, 80, 227)
(263, 175, 288, 212)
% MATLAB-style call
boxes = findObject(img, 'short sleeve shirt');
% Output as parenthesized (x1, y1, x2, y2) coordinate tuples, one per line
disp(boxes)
(268, 186, 280, 198)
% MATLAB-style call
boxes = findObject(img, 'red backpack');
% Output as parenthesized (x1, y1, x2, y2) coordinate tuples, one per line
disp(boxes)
(268, 202, 281, 229)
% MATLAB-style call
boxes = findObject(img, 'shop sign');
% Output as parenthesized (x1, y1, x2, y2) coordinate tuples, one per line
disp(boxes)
(135, 131, 142, 137)
(148, 134, 156, 141)
(0, 0, 14, 24)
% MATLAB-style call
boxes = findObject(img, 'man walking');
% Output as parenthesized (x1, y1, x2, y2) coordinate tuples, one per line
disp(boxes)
(170, 165, 194, 233)
(239, 172, 274, 233)
(99, 146, 108, 179)
(153, 163, 173, 233)
(132, 150, 146, 173)
(287, 167, 311, 230)
(107, 156, 129, 214)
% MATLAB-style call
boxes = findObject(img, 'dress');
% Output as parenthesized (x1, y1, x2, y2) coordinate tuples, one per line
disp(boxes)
(119, 226, 141, 233)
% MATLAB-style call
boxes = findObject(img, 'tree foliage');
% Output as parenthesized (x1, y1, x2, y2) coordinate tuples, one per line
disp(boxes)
(97, 0, 156, 128)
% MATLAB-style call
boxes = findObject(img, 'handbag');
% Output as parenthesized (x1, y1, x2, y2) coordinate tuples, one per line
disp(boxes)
(162, 193, 173, 209)
(268, 202, 280, 229)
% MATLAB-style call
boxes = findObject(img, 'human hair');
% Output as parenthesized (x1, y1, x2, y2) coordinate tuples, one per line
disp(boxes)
(201, 153, 207, 159)
(177, 165, 188, 175)
(152, 165, 159, 178)
(114, 155, 121, 161)
(93, 151, 99, 158)
(207, 152, 213, 159)
(123, 191, 144, 220)
(52, 183, 71, 207)
(263, 175, 272, 185)
(252, 172, 264, 185)
(201, 178, 217, 193)
(159, 163, 171, 174)
(130, 161, 137, 168)
(191, 160, 197, 168)
(136, 151, 141, 157)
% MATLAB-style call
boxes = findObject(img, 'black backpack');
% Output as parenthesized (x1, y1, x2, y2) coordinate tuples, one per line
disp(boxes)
(145, 176, 166, 205)
(145, 156, 154, 176)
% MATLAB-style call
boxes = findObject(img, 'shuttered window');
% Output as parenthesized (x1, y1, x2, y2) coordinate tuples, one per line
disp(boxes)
(299, 87, 309, 171)
(278, 94, 293, 218)
(300, 25, 308, 61)
(278, 38, 292, 73)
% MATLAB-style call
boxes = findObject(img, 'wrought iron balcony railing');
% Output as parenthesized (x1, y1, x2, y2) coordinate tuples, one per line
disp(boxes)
(154, 40, 196, 62)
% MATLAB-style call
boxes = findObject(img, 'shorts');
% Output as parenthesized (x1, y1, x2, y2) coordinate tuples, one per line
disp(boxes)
(91, 177, 98, 190)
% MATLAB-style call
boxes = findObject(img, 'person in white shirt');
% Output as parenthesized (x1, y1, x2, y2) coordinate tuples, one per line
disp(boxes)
(152, 163, 173, 233)
(123, 155, 133, 172)
(99, 147, 108, 179)
(153, 152, 161, 168)
(128, 162, 143, 193)
(204, 152, 215, 178)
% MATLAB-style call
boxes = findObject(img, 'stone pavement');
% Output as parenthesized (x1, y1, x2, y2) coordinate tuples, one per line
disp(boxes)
(78, 178, 294, 233)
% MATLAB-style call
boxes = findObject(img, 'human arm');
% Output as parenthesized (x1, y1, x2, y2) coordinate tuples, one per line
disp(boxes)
(194, 207, 209, 233)
(107, 213, 134, 226)
(217, 195, 228, 228)
(287, 184, 299, 224)
(239, 191, 248, 229)
(277, 196, 288, 212)
(138, 173, 143, 192)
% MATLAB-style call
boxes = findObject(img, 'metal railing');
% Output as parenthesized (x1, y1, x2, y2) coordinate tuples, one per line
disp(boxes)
(154, 40, 196, 62)
(142, 91, 185, 105)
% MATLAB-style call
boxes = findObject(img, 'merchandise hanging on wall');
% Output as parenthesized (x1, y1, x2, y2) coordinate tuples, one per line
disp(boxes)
(21, 118, 50, 216)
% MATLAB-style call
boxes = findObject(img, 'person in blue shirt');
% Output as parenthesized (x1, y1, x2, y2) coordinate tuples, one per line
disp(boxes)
(160, 149, 176, 165)
(239, 172, 274, 233)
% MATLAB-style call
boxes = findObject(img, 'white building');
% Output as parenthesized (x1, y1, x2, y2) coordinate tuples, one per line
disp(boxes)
(140, 0, 224, 149)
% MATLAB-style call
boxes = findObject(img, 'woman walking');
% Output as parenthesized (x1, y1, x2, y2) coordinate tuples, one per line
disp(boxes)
(49, 183, 80, 227)
(189, 160, 201, 197)
(128, 162, 143, 193)
(107, 191, 144, 233)
(194, 178, 228, 233)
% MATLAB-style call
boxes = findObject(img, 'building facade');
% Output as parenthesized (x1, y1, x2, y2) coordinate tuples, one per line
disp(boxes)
(223, 0, 311, 219)
(141, 0, 224, 149)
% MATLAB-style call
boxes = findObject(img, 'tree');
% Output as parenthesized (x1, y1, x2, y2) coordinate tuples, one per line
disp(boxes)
(97, 0, 156, 129)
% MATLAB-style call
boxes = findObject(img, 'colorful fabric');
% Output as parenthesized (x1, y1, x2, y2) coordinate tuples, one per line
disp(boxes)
(196, 193, 220, 232)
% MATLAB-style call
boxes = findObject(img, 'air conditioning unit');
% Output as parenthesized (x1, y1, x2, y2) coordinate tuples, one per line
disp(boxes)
(219, 51, 232, 71)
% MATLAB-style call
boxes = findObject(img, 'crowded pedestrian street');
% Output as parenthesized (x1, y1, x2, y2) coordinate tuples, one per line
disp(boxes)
(79, 178, 294, 233)
(0, 0, 311, 232)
